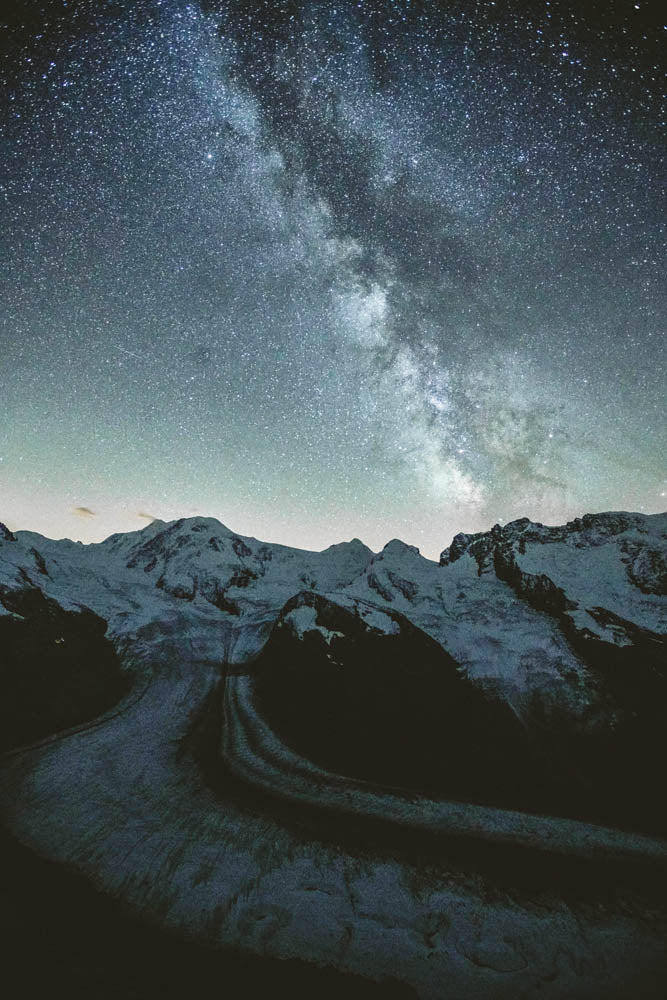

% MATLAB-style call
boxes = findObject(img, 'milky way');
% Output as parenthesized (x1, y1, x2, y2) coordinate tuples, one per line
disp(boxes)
(1, 0, 664, 556)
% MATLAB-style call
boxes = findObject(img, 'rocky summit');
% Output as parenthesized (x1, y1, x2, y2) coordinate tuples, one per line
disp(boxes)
(1, 511, 666, 998)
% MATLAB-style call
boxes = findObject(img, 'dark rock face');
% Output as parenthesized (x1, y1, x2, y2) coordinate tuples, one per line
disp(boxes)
(202, 585, 240, 616)
(366, 570, 395, 602)
(622, 541, 667, 595)
(0, 589, 128, 751)
(0, 522, 16, 542)
(491, 545, 577, 614)
(232, 537, 253, 559)
(254, 592, 564, 815)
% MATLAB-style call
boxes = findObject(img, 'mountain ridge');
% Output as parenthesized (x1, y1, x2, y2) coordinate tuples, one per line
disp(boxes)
(1, 508, 664, 756)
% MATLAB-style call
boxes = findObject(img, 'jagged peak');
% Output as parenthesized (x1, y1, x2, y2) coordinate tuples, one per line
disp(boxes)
(439, 530, 484, 566)
(564, 511, 660, 536)
(0, 522, 16, 542)
(439, 510, 665, 567)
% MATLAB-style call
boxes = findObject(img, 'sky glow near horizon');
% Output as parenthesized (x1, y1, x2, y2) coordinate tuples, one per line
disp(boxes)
(1, 0, 665, 558)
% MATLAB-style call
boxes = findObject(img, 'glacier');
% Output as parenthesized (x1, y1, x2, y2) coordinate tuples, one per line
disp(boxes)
(0, 511, 665, 997)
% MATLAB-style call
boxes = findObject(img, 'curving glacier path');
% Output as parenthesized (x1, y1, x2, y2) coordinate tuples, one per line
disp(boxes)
(223, 673, 667, 864)
(2, 601, 666, 999)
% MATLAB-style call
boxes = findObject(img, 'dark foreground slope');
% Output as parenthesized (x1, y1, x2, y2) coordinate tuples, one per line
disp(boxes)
(0, 588, 128, 751)
(0, 826, 414, 1000)
(253, 589, 666, 834)
(254, 592, 534, 801)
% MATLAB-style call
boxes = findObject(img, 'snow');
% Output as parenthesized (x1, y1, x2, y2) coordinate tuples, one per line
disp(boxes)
(345, 599, 402, 635)
(1, 510, 666, 995)
(518, 534, 666, 638)
(283, 604, 345, 644)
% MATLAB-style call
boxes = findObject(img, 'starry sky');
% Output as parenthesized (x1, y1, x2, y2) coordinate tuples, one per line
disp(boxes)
(1, 0, 665, 557)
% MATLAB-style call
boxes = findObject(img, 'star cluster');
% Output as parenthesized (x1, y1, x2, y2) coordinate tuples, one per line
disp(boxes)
(1, 0, 664, 555)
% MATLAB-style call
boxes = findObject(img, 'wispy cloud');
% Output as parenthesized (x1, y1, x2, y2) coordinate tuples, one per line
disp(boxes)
(73, 506, 97, 518)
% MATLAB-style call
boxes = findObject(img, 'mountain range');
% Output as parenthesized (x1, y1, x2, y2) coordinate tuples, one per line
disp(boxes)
(1, 510, 665, 998)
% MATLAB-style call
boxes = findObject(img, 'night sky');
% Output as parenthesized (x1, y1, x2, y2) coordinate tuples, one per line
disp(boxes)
(2, 0, 664, 557)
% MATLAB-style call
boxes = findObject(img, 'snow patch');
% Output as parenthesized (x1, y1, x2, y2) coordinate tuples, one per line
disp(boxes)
(283, 605, 344, 645)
